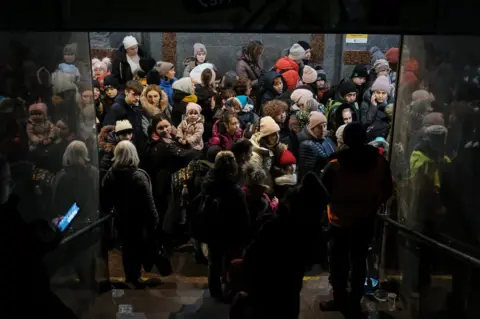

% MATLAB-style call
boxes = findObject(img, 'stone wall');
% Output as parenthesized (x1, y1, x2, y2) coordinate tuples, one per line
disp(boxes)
(89, 32, 400, 84)
(339, 34, 401, 80)
(175, 33, 312, 77)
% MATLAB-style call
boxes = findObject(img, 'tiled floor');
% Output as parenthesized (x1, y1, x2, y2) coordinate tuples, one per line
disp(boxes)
(75, 250, 412, 319)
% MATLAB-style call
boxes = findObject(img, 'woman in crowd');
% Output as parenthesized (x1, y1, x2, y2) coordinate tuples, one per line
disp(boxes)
(236, 41, 264, 94)
(157, 61, 178, 106)
(183, 43, 210, 77)
(171, 77, 197, 127)
(145, 115, 202, 235)
(111, 35, 151, 88)
(51, 140, 99, 289)
(298, 111, 336, 179)
(102, 140, 159, 288)
(249, 116, 287, 195)
(360, 75, 395, 142)
(195, 68, 217, 142)
(241, 172, 328, 318)
(200, 150, 250, 302)
(140, 84, 171, 120)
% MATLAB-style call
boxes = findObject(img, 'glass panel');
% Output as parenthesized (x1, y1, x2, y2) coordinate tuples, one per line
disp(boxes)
(387, 35, 480, 318)
(0, 32, 107, 317)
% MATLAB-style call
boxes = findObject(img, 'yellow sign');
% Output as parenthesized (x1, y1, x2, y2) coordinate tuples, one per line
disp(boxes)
(346, 34, 368, 44)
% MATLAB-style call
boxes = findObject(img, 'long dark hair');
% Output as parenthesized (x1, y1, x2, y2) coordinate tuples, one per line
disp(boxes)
(245, 41, 264, 62)
(218, 110, 239, 135)
(201, 68, 213, 88)
(149, 113, 171, 138)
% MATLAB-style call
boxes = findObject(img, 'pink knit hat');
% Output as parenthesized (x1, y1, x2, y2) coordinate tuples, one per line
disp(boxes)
(290, 88, 313, 106)
(371, 75, 391, 92)
(186, 102, 202, 114)
(307, 111, 327, 130)
(302, 66, 317, 84)
(28, 102, 48, 115)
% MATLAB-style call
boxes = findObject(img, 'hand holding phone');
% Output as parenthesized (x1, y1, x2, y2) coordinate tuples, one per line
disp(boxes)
(55, 202, 80, 232)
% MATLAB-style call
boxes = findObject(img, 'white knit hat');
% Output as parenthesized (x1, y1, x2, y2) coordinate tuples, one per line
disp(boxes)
(288, 43, 306, 62)
(123, 36, 138, 50)
(259, 116, 280, 138)
(115, 120, 133, 133)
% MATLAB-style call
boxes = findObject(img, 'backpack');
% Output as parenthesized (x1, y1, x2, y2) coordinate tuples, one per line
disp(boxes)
(189, 193, 221, 244)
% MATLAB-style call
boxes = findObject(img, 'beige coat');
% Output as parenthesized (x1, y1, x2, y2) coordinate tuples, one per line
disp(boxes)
(176, 116, 205, 151)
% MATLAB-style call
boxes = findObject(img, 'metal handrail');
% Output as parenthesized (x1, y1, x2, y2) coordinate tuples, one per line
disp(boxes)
(60, 212, 114, 245)
(378, 214, 480, 268)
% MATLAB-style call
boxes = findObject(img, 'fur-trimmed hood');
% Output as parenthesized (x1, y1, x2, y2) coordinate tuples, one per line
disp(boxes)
(140, 86, 170, 117)
(275, 173, 298, 186)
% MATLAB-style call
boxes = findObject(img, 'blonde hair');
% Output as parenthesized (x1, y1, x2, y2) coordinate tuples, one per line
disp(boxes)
(112, 140, 140, 168)
(62, 140, 90, 167)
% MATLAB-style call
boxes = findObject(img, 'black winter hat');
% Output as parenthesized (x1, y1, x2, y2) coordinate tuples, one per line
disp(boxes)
(343, 123, 366, 148)
(146, 70, 161, 85)
(339, 80, 357, 97)
(92, 80, 100, 90)
(139, 57, 156, 73)
(103, 75, 119, 89)
(317, 70, 327, 82)
(351, 64, 368, 79)
(297, 41, 311, 51)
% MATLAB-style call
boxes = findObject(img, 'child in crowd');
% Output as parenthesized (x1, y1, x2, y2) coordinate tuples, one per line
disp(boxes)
(242, 166, 278, 236)
(230, 95, 258, 130)
(234, 77, 252, 97)
(259, 71, 288, 111)
(91, 57, 112, 90)
(274, 148, 297, 198)
(98, 120, 133, 173)
(177, 103, 205, 151)
(26, 102, 57, 151)
(58, 43, 81, 83)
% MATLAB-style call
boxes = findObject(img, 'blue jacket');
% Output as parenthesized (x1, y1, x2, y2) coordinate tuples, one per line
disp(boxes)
(298, 128, 336, 179)
(160, 77, 177, 106)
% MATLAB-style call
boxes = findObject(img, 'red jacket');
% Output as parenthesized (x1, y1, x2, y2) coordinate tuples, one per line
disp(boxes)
(275, 57, 300, 90)
(208, 120, 243, 150)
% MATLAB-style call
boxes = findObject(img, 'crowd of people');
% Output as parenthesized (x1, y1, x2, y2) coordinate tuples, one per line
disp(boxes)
(3, 33, 475, 318)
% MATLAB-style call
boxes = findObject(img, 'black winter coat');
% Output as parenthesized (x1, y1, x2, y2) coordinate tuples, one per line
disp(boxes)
(111, 44, 150, 88)
(102, 167, 159, 241)
(200, 169, 250, 247)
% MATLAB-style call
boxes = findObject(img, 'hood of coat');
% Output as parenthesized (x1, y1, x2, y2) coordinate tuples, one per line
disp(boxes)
(201, 163, 238, 195)
(275, 173, 298, 186)
(262, 70, 287, 95)
(183, 56, 197, 67)
(250, 132, 286, 157)
(140, 87, 169, 117)
(250, 132, 272, 157)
